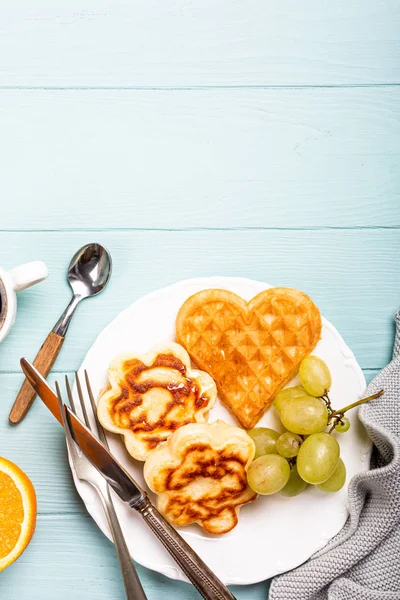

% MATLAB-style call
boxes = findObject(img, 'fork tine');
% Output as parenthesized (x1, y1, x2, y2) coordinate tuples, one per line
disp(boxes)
(84, 370, 108, 447)
(55, 381, 80, 464)
(84, 370, 98, 417)
(55, 381, 65, 419)
(65, 375, 76, 413)
(75, 371, 91, 430)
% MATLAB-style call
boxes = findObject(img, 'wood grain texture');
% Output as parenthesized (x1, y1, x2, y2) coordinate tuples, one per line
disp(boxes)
(0, 88, 399, 230)
(1, 1, 399, 87)
(1, 2, 398, 597)
(0, 514, 269, 599)
(0, 230, 398, 374)
(9, 330, 65, 423)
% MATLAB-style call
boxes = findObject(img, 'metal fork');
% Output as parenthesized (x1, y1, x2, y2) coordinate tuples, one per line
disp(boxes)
(55, 374, 147, 600)
(53, 372, 236, 600)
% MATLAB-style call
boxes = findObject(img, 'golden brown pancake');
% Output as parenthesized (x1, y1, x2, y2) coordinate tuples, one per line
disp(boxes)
(97, 343, 217, 461)
(143, 420, 256, 535)
(176, 287, 322, 429)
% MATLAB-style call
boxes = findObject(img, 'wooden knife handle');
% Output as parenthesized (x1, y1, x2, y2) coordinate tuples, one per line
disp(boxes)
(9, 331, 65, 423)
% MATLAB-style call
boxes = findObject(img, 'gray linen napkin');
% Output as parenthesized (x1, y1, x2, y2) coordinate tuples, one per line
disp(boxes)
(269, 312, 400, 600)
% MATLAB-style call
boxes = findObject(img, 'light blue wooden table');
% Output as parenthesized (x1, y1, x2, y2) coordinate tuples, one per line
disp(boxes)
(1, 2, 399, 599)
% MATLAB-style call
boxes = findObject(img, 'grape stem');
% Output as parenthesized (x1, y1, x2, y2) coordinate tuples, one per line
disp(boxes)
(332, 389, 384, 416)
(321, 392, 332, 412)
(327, 389, 384, 433)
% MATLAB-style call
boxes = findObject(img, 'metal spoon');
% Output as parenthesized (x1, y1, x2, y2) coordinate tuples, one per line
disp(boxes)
(9, 243, 112, 423)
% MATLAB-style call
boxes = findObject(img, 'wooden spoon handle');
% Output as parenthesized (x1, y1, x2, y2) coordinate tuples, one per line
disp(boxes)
(9, 331, 65, 423)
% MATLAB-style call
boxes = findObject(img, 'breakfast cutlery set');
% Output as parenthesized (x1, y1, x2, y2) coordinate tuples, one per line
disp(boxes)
(20, 361, 236, 600)
(7, 243, 236, 600)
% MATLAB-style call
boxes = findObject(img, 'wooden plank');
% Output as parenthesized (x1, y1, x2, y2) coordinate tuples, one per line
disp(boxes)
(0, 88, 399, 230)
(1, 1, 399, 87)
(363, 369, 382, 384)
(0, 514, 269, 599)
(0, 230, 397, 375)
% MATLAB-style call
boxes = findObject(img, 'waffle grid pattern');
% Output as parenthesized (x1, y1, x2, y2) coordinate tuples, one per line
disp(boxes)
(177, 288, 321, 428)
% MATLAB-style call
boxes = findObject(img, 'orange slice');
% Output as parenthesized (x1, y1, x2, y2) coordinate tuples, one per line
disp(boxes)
(0, 457, 36, 571)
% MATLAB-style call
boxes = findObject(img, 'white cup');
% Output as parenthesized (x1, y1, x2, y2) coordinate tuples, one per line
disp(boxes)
(0, 261, 48, 344)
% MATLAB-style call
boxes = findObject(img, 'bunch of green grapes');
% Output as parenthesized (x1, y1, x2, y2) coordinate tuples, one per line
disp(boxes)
(246, 356, 383, 498)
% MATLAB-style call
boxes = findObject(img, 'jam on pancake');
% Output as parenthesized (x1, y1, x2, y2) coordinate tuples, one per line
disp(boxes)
(144, 420, 256, 535)
(97, 343, 217, 461)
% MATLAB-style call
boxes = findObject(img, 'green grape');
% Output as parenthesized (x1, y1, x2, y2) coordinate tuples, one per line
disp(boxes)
(280, 465, 308, 497)
(296, 433, 340, 484)
(246, 427, 280, 459)
(334, 417, 350, 433)
(247, 454, 290, 495)
(280, 395, 329, 435)
(276, 432, 303, 458)
(273, 386, 306, 413)
(299, 356, 332, 397)
(317, 458, 346, 492)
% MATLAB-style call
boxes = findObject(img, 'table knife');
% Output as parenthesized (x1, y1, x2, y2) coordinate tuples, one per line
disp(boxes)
(20, 358, 236, 600)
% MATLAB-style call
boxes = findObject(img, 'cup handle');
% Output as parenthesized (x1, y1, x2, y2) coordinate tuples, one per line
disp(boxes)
(8, 261, 49, 292)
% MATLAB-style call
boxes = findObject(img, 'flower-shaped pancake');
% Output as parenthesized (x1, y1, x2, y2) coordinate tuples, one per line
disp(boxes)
(97, 343, 217, 461)
(143, 420, 256, 534)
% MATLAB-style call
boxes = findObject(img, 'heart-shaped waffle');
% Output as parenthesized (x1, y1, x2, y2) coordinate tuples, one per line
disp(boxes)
(176, 287, 322, 429)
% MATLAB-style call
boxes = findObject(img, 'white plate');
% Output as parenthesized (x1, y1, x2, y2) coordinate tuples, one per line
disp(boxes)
(74, 277, 370, 585)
